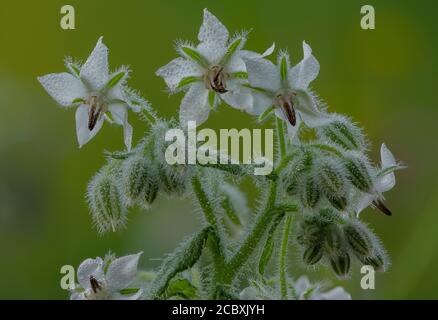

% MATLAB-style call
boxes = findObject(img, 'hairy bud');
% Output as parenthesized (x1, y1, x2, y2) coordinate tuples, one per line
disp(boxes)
(320, 117, 365, 151)
(330, 251, 351, 278)
(300, 175, 321, 208)
(303, 245, 324, 265)
(87, 161, 127, 233)
(343, 223, 373, 258)
(324, 225, 344, 255)
(361, 252, 388, 272)
(159, 164, 189, 197)
(121, 154, 159, 208)
(344, 155, 373, 193)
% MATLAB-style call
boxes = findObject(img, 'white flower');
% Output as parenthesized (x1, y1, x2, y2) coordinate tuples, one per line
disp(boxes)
(293, 276, 351, 300)
(156, 8, 274, 126)
(38, 37, 140, 150)
(70, 252, 143, 300)
(243, 43, 330, 139)
(353, 143, 402, 216)
(239, 276, 351, 300)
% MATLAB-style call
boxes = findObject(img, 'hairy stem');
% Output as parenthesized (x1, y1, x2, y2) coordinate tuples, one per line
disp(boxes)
(279, 214, 292, 299)
(276, 117, 287, 158)
(222, 180, 278, 284)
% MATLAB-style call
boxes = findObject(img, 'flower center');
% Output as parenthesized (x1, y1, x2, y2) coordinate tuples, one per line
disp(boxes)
(204, 65, 229, 94)
(89, 275, 102, 294)
(274, 89, 297, 126)
(87, 95, 108, 131)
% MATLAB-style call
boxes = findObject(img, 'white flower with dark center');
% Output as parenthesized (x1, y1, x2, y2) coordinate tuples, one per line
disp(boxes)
(243, 42, 330, 139)
(70, 252, 143, 300)
(38, 37, 141, 150)
(156, 8, 274, 126)
(354, 143, 402, 216)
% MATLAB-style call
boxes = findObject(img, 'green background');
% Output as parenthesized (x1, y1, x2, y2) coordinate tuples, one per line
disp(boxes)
(0, 0, 436, 299)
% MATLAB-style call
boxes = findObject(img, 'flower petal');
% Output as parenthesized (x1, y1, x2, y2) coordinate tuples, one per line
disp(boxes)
(77, 257, 104, 290)
(75, 104, 104, 148)
(38, 73, 86, 107)
(377, 143, 396, 192)
(179, 82, 210, 126)
(294, 90, 331, 128)
(198, 9, 229, 47)
(196, 42, 227, 65)
(108, 103, 133, 151)
(354, 192, 374, 216)
(70, 292, 87, 300)
(249, 91, 273, 116)
(244, 57, 281, 93)
(156, 57, 202, 92)
(221, 91, 253, 113)
(106, 252, 142, 292)
(111, 289, 144, 300)
(289, 41, 320, 89)
(240, 43, 276, 60)
(294, 276, 311, 296)
(318, 287, 351, 300)
(80, 37, 109, 91)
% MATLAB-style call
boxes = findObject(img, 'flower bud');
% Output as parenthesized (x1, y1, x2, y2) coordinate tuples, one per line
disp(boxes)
(159, 164, 189, 197)
(300, 175, 321, 208)
(324, 226, 344, 255)
(321, 118, 365, 151)
(327, 194, 348, 211)
(343, 223, 373, 258)
(361, 252, 388, 272)
(121, 154, 159, 208)
(296, 218, 324, 246)
(344, 156, 373, 193)
(87, 161, 127, 233)
(303, 245, 324, 265)
(330, 252, 351, 278)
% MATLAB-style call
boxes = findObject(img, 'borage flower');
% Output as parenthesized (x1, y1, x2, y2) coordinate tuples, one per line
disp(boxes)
(38, 37, 142, 150)
(353, 143, 403, 216)
(70, 252, 143, 300)
(243, 42, 330, 139)
(156, 8, 274, 126)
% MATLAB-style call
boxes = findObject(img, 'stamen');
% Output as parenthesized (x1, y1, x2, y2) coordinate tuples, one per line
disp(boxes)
(205, 65, 228, 94)
(281, 99, 296, 126)
(373, 199, 392, 216)
(89, 275, 102, 294)
(88, 96, 100, 131)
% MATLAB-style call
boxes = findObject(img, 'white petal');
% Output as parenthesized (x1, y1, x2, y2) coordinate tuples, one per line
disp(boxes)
(240, 43, 275, 60)
(289, 41, 320, 89)
(179, 82, 210, 126)
(244, 57, 281, 92)
(318, 287, 351, 300)
(80, 37, 109, 91)
(239, 287, 259, 300)
(376, 143, 397, 192)
(106, 252, 142, 291)
(156, 57, 202, 92)
(196, 41, 227, 64)
(261, 43, 276, 57)
(77, 257, 104, 290)
(355, 192, 375, 216)
(294, 276, 310, 295)
(294, 90, 331, 128)
(380, 143, 396, 168)
(111, 289, 144, 300)
(70, 292, 87, 300)
(226, 54, 246, 74)
(38, 73, 86, 107)
(249, 91, 273, 115)
(221, 91, 253, 113)
(108, 103, 133, 151)
(75, 104, 104, 148)
(198, 9, 229, 46)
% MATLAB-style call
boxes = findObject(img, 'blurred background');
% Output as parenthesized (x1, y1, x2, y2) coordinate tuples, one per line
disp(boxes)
(0, 0, 436, 299)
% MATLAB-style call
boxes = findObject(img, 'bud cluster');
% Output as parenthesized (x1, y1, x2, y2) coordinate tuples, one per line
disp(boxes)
(296, 208, 389, 278)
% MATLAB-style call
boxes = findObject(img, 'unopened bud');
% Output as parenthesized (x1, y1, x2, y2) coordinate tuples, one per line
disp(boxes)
(300, 175, 321, 208)
(303, 245, 324, 265)
(344, 156, 373, 193)
(330, 252, 351, 278)
(87, 162, 127, 233)
(343, 223, 373, 258)
(159, 164, 188, 196)
(321, 119, 365, 151)
(327, 194, 348, 211)
(361, 252, 387, 272)
(122, 154, 159, 208)
(324, 226, 344, 255)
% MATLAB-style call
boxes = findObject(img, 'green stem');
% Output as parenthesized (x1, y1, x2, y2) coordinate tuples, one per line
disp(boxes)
(276, 117, 287, 159)
(279, 214, 292, 299)
(223, 180, 278, 283)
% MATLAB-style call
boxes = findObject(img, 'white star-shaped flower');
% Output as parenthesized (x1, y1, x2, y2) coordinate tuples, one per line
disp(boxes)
(243, 42, 330, 139)
(353, 143, 402, 216)
(70, 252, 143, 300)
(38, 37, 141, 150)
(156, 8, 274, 126)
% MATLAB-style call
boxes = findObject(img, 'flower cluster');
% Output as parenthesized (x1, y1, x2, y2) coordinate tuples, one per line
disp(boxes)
(39, 8, 403, 300)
